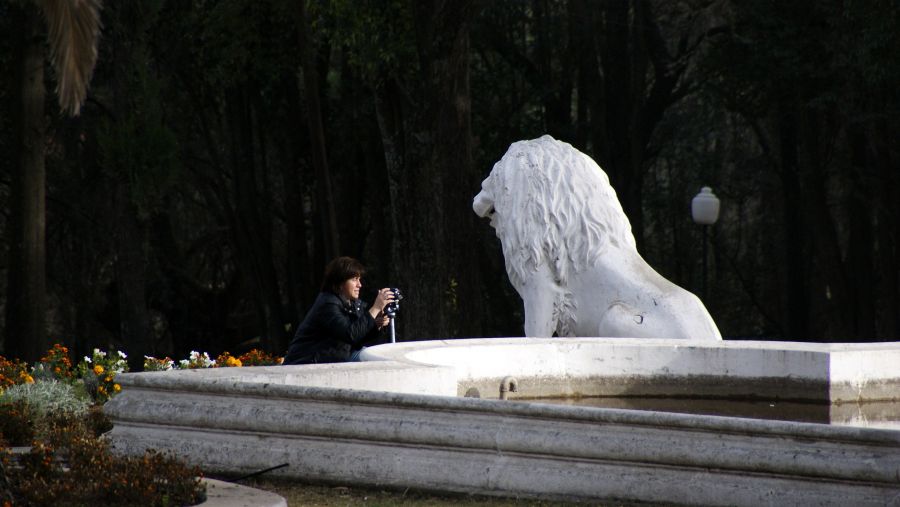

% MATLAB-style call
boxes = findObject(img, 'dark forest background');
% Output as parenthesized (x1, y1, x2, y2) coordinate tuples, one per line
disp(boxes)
(2, 0, 898, 367)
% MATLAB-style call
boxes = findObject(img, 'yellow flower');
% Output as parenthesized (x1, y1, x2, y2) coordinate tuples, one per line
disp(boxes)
(24, 374, 34, 384)
(113, 384, 121, 392)
(93, 365, 104, 375)
(98, 385, 107, 395)
(226, 356, 242, 367)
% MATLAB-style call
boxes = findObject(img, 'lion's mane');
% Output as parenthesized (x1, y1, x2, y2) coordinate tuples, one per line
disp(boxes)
(485, 136, 635, 289)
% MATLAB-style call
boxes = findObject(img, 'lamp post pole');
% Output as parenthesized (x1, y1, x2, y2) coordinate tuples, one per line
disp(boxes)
(692, 187, 720, 302)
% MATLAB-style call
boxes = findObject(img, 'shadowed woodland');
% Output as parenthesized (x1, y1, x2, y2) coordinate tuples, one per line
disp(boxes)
(1, 0, 898, 367)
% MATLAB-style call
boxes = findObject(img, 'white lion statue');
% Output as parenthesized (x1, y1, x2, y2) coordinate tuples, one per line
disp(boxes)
(473, 135, 722, 340)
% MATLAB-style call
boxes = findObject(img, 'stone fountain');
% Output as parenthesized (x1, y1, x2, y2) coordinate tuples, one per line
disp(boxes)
(105, 138, 900, 506)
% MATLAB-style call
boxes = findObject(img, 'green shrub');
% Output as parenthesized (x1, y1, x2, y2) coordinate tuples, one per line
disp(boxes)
(0, 380, 90, 420)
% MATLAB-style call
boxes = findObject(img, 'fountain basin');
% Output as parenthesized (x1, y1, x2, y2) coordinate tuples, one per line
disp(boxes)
(104, 338, 900, 506)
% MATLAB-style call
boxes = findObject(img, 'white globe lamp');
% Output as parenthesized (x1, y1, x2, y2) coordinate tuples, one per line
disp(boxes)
(691, 186, 720, 302)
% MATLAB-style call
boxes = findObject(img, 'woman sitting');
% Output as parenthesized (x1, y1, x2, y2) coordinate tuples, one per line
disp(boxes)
(283, 257, 394, 365)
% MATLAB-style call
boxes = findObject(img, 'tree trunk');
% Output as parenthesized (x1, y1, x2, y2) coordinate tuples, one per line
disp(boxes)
(297, 0, 340, 260)
(777, 111, 810, 341)
(874, 118, 899, 339)
(846, 125, 876, 340)
(422, 0, 481, 338)
(5, 4, 48, 363)
(370, 1, 478, 340)
(226, 86, 288, 353)
(570, 0, 600, 149)
(800, 111, 851, 341)
(372, 79, 408, 290)
(114, 187, 153, 370)
(589, 1, 682, 250)
(280, 81, 313, 324)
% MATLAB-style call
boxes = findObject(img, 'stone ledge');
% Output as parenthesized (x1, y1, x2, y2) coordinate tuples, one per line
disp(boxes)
(200, 478, 286, 507)
(105, 338, 900, 507)
(362, 338, 900, 402)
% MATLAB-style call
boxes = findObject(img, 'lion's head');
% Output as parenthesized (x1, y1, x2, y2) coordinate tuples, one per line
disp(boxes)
(473, 135, 636, 289)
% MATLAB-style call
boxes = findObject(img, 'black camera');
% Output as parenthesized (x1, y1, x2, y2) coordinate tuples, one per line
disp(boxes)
(385, 288, 403, 316)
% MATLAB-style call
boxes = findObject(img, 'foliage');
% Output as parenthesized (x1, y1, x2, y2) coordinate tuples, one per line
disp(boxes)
(0, 345, 204, 505)
(84, 405, 114, 437)
(2, 414, 206, 507)
(75, 349, 128, 403)
(0, 380, 90, 421)
(142, 356, 175, 372)
(31, 343, 75, 382)
(215, 351, 242, 367)
(235, 349, 283, 367)
(143, 349, 282, 370)
(324, 0, 416, 85)
(0, 400, 34, 446)
(0, 344, 126, 446)
(0, 344, 126, 416)
(178, 351, 216, 369)
(215, 349, 284, 367)
(0, 358, 32, 390)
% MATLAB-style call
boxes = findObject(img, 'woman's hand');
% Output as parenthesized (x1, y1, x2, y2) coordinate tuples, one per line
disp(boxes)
(375, 313, 391, 329)
(369, 288, 395, 319)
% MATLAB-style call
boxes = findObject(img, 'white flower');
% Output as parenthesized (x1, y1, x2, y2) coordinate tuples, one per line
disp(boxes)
(117, 351, 128, 359)
(179, 359, 190, 369)
(84, 356, 92, 363)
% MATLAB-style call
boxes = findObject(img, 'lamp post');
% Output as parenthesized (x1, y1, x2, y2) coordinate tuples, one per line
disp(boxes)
(691, 186, 720, 302)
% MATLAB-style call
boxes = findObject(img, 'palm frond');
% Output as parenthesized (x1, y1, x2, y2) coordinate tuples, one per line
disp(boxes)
(38, 0, 103, 117)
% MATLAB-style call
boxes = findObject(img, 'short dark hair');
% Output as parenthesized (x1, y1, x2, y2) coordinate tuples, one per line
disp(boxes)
(321, 256, 366, 292)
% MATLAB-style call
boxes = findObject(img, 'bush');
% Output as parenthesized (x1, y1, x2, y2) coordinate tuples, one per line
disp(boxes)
(76, 349, 128, 403)
(237, 349, 283, 366)
(145, 348, 283, 370)
(3, 414, 206, 506)
(0, 380, 90, 420)
(32, 343, 75, 382)
(0, 357, 32, 389)
(0, 345, 206, 506)
(0, 401, 34, 446)
(84, 405, 114, 437)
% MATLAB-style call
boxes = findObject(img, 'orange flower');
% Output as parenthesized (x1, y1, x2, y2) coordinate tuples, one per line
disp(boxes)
(93, 365, 104, 375)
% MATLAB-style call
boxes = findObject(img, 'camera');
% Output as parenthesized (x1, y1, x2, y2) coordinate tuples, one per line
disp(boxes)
(385, 288, 403, 316)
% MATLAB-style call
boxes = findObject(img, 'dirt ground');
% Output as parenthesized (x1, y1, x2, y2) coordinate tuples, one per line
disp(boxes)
(238, 477, 597, 507)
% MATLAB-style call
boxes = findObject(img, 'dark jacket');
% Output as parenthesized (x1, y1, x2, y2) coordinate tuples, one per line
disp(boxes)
(282, 291, 384, 365)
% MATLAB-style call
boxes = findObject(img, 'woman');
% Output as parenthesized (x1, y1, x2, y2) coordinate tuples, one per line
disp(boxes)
(283, 257, 394, 365)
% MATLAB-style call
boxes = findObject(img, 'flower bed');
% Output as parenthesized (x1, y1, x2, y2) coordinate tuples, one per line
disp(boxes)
(142, 349, 282, 371)
(0, 344, 219, 506)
